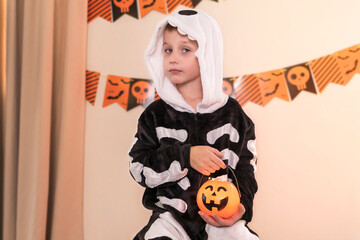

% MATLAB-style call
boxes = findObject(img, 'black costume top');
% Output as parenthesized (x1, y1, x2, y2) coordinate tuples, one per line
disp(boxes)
(129, 97, 257, 238)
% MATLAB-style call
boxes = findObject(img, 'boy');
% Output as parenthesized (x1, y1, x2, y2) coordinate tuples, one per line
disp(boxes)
(129, 10, 259, 240)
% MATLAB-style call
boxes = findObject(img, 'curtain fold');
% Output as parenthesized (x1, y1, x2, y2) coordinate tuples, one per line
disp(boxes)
(1, 0, 87, 239)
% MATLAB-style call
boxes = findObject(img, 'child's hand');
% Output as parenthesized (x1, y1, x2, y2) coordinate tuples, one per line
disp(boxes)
(190, 146, 226, 175)
(198, 204, 246, 227)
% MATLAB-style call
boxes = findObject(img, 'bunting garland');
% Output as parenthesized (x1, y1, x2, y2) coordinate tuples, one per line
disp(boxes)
(139, 0, 167, 18)
(86, 70, 100, 105)
(88, 0, 113, 23)
(87, 0, 220, 22)
(86, 43, 360, 110)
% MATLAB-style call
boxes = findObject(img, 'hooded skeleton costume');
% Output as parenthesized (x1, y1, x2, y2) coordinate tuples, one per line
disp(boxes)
(129, 10, 259, 240)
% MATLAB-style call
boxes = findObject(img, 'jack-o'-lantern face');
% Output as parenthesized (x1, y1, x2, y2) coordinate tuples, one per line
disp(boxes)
(131, 80, 153, 104)
(286, 66, 310, 91)
(114, 0, 134, 13)
(196, 179, 240, 218)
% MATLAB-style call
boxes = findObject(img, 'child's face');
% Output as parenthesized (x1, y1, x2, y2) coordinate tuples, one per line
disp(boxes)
(162, 29, 201, 87)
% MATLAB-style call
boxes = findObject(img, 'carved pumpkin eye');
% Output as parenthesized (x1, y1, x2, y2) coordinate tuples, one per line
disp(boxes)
(196, 179, 240, 218)
(205, 185, 213, 191)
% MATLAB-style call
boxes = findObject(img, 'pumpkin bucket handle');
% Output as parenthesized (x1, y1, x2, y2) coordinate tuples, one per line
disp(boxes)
(198, 166, 241, 197)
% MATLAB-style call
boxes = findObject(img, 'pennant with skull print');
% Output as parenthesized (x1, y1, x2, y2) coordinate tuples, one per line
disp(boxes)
(112, 0, 139, 21)
(256, 69, 290, 106)
(127, 78, 155, 110)
(139, 0, 167, 18)
(284, 63, 317, 100)
(103, 75, 131, 110)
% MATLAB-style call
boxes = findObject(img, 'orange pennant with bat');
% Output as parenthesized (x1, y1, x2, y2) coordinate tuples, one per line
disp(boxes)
(139, 0, 167, 18)
(233, 74, 263, 107)
(103, 75, 131, 110)
(256, 69, 290, 106)
(333, 44, 360, 86)
(86, 70, 100, 105)
(166, 0, 193, 13)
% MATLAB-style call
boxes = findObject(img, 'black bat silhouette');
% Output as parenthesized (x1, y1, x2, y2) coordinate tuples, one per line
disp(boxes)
(143, 0, 156, 8)
(265, 83, 279, 97)
(107, 90, 124, 100)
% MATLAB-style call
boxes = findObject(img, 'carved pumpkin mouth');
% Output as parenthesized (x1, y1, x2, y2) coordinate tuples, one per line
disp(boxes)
(202, 194, 228, 211)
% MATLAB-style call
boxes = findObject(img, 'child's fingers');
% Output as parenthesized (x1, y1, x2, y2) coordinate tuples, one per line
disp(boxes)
(198, 212, 220, 227)
(210, 153, 226, 169)
(201, 169, 211, 176)
(207, 159, 220, 171)
(209, 147, 224, 158)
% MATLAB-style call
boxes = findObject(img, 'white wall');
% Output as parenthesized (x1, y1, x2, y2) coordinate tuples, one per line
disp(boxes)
(85, 1, 360, 239)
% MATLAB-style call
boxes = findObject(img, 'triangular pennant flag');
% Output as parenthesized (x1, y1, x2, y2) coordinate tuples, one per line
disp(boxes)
(112, 0, 139, 21)
(222, 77, 237, 98)
(191, 0, 202, 7)
(256, 69, 290, 106)
(127, 78, 155, 111)
(234, 74, 263, 107)
(103, 75, 131, 110)
(139, 0, 167, 18)
(88, 0, 113, 23)
(86, 70, 100, 105)
(166, 0, 193, 13)
(333, 44, 360, 86)
(154, 89, 161, 101)
(309, 55, 342, 93)
(284, 63, 317, 100)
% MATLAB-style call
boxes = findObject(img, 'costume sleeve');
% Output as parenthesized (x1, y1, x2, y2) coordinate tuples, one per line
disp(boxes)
(232, 115, 258, 223)
(128, 110, 192, 189)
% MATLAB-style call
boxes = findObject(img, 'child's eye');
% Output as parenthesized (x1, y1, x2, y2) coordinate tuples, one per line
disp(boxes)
(164, 48, 172, 53)
(182, 48, 190, 53)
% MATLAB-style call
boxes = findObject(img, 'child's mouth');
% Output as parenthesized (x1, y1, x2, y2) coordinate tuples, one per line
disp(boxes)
(170, 69, 182, 73)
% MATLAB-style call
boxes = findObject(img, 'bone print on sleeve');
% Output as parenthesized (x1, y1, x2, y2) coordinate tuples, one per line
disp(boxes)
(232, 112, 258, 223)
(129, 108, 192, 188)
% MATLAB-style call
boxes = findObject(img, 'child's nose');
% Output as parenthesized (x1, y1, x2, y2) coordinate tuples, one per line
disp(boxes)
(169, 53, 178, 64)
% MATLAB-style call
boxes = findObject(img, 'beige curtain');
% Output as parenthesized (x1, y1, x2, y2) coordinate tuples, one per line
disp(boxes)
(1, 0, 87, 239)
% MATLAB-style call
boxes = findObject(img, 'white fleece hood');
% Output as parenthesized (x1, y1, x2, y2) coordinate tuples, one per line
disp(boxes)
(144, 10, 228, 114)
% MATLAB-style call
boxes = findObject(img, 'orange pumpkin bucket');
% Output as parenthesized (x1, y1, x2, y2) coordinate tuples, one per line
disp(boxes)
(196, 168, 240, 218)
